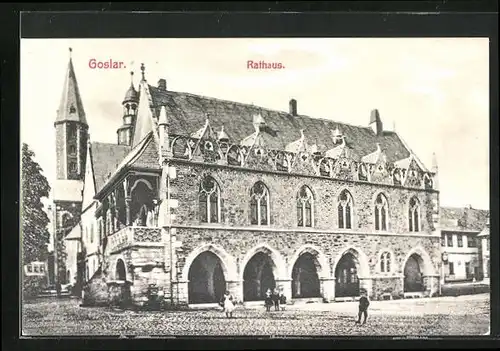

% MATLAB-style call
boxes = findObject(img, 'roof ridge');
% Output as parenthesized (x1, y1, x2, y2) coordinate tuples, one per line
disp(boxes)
(152, 86, 376, 131)
(91, 141, 130, 148)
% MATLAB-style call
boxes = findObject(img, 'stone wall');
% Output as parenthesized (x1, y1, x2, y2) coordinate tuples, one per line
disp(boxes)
(169, 162, 438, 234)
(173, 226, 441, 301)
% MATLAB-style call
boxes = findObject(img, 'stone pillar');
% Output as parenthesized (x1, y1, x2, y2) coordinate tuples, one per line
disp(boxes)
(226, 280, 243, 304)
(320, 278, 335, 302)
(125, 197, 132, 226)
(129, 267, 147, 307)
(275, 279, 292, 303)
(423, 274, 439, 296)
(358, 277, 373, 298)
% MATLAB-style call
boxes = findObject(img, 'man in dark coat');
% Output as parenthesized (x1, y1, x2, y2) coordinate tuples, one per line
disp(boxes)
(356, 291, 370, 325)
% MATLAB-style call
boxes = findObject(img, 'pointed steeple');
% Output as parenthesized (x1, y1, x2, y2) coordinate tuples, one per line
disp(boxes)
(123, 71, 139, 104)
(132, 82, 154, 147)
(55, 48, 87, 125)
(432, 152, 438, 173)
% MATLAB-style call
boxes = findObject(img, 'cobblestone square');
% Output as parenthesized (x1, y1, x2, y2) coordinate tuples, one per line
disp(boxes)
(21, 293, 490, 336)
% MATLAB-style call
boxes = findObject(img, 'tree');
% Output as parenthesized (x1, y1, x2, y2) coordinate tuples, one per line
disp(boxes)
(21, 143, 51, 265)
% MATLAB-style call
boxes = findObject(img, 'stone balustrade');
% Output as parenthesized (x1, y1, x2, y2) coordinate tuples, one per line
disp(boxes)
(108, 226, 163, 253)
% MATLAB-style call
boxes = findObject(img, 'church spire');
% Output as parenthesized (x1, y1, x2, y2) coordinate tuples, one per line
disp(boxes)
(55, 47, 87, 126)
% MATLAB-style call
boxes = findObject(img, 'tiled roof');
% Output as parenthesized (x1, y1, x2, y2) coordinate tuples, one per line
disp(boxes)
(149, 86, 412, 164)
(90, 142, 130, 192)
(440, 206, 489, 232)
(65, 224, 81, 240)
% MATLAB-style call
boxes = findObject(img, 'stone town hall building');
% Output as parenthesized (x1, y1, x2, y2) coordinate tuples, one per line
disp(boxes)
(54, 50, 443, 307)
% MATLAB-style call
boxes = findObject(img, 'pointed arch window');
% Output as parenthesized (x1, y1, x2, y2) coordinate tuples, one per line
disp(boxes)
(199, 176, 221, 223)
(297, 185, 314, 227)
(408, 197, 420, 232)
(380, 252, 392, 272)
(338, 190, 353, 229)
(250, 181, 270, 225)
(374, 193, 388, 231)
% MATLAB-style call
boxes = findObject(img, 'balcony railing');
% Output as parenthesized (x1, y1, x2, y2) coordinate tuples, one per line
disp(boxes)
(108, 226, 162, 253)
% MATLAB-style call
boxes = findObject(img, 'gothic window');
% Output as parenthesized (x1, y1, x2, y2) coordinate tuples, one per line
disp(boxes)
(297, 185, 314, 227)
(199, 176, 220, 223)
(69, 144, 77, 155)
(374, 193, 388, 231)
(380, 252, 392, 272)
(358, 163, 368, 181)
(250, 181, 270, 225)
(408, 197, 420, 232)
(68, 124, 76, 138)
(338, 189, 353, 229)
(69, 162, 77, 173)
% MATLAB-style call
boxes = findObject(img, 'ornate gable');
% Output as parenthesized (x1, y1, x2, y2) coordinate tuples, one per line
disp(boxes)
(190, 117, 222, 164)
(404, 157, 423, 188)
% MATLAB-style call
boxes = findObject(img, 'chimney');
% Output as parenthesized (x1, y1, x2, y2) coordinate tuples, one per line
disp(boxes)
(289, 99, 297, 116)
(369, 109, 383, 136)
(157, 79, 167, 91)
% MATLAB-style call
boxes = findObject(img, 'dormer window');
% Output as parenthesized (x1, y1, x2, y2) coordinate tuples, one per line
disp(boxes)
(69, 105, 76, 114)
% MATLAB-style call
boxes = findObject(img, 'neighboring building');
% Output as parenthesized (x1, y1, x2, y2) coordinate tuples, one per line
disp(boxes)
(478, 217, 490, 282)
(58, 50, 445, 307)
(440, 206, 489, 282)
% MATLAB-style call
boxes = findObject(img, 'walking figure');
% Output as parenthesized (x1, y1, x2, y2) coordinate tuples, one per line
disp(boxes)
(355, 291, 370, 325)
(222, 291, 235, 318)
(264, 289, 273, 312)
(272, 288, 280, 311)
(279, 291, 287, 311)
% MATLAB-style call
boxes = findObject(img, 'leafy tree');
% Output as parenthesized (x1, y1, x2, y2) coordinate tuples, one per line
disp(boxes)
(21, 143, 51, 265)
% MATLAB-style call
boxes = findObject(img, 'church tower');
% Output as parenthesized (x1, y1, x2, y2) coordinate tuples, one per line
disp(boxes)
(117, 71, 139, 146)
(52, 48, 89, 285)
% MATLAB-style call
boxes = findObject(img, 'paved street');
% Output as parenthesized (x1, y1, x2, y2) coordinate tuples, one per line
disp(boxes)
(21, 293, 490, 336)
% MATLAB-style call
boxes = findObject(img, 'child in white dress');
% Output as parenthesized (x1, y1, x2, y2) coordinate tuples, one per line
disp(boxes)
(222, 291, 235, 318)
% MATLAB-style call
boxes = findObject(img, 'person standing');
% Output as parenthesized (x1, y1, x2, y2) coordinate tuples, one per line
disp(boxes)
(279, 291, 287, 311)
(222, 291, 235, 318)
(355, 291, 370, 325)
(272, 288, 280, 311)
(264, 289, 273, 312)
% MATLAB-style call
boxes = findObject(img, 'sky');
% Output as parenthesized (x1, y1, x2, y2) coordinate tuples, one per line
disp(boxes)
(20, 38, 490, 210)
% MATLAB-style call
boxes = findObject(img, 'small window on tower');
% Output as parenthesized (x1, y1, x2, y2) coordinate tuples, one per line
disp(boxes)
(69, 145, 76, 155)
(70, 162, 77, 173)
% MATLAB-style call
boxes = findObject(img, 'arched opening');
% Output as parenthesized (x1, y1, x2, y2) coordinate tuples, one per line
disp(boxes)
(335, 252, 360, 297)
(116, 259, 126, 281)
(188, 251, 226, 304)
(243, 252, 276, 301)
(404, 254, 424, 292)
(130, 180, 155, 226)
(292, 253, 321, 298)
